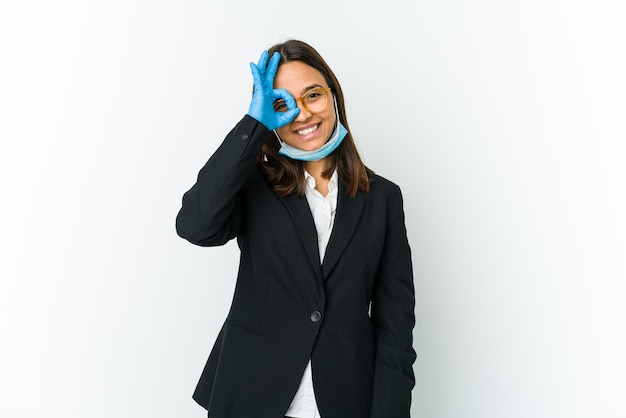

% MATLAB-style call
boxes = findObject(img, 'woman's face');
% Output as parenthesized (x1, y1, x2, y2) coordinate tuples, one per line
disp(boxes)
(273, 61, 336, 152)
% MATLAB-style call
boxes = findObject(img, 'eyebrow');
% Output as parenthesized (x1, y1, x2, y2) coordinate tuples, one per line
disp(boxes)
(298, 84, 325, 96)
(274, 84, 327, 103)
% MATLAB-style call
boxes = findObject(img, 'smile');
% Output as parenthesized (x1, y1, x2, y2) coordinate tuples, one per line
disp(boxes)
(296, 124, 320, 136)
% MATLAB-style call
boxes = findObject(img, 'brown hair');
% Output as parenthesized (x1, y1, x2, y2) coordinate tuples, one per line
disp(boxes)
(256, 39, 372, 198)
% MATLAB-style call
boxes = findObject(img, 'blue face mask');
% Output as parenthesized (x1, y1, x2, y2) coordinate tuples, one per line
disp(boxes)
(275, 102, 348, 162)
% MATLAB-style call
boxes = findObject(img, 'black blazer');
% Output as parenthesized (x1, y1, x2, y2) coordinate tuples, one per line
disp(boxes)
(176, 116, 416, 418)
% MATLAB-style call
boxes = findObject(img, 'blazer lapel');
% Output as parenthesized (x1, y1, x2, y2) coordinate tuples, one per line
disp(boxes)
(322, 183, 367, 279)
(280, 193, 323, 278)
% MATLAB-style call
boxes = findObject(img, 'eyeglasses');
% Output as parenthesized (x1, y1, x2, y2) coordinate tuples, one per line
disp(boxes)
(273, 87, 332, 114)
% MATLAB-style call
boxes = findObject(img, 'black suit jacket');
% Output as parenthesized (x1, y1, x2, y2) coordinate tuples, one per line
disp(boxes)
(176, 116, 416, 418)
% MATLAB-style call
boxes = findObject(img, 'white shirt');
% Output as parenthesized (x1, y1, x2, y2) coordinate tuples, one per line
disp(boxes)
(285, 170, 338, 418)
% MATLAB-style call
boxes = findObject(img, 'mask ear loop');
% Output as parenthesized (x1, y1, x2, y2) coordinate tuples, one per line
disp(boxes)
(273, 93, 340, 147)
(273, 128, 283, 146)
(332, 94, 340, 132)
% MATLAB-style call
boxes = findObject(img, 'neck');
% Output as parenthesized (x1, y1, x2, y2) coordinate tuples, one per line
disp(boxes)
(305, 157, 331, 197)
(304, 157, 330, 177)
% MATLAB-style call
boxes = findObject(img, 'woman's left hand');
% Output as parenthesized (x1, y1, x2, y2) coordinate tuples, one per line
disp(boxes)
(247, 51, 300, 130)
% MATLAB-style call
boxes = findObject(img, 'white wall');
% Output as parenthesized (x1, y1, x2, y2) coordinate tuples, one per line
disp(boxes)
(1, 1, 625, 417)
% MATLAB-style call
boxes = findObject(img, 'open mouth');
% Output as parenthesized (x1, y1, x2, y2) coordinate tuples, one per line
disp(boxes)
(295, 124, 320, 137)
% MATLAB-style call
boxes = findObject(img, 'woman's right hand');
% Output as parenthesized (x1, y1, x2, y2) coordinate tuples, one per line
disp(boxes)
(247, 51, 300, 130)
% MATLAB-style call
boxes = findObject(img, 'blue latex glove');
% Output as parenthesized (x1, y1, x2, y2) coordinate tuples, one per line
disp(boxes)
(247, 51, 300, 130)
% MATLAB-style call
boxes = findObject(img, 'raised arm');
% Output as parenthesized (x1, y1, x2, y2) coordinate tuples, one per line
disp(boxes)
(176, 50, 299, 246)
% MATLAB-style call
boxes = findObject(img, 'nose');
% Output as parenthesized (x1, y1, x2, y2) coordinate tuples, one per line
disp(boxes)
(293, 99, 312, 121)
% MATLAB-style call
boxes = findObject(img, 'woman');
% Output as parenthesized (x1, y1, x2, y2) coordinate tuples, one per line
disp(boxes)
(176, 39, 416, 418)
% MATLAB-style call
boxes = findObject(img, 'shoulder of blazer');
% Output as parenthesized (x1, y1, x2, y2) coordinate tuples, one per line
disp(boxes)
(367, 173, 404, 197)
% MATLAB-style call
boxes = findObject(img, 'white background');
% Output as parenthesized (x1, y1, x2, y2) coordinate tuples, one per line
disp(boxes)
(1, 1, 625, 417)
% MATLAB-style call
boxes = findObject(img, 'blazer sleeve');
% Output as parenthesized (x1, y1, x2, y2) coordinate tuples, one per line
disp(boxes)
(176, 115, 270, 246)
(370, 184, 417, 417)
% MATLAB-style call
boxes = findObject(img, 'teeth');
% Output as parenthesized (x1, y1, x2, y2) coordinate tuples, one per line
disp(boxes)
(297, 125, 318, 136)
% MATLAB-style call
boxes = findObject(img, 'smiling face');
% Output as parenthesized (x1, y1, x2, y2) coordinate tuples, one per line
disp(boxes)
(273, 61, 336, 152)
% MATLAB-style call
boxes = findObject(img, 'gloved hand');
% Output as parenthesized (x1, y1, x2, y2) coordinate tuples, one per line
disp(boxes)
(247, 50, 300, 130)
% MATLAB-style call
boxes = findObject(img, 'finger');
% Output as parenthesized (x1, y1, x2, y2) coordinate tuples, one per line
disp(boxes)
(265, 52, 281, 86)
(273, 88, 296, 109)
(255, 50, 269, 73)
(252, 51, 269, 90)
(274, 88, 299, 127)
(249, 62, 263, 91)
(277, 108, 300, 126)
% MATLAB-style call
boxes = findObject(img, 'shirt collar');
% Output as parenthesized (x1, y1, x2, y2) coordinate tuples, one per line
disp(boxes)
(304, 170, 338, 195)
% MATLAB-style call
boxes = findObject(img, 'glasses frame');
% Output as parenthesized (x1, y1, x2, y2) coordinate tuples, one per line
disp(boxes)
(274, 87, 332, 114)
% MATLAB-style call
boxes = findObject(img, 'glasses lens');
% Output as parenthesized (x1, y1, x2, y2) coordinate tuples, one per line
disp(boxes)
(273, 88, 329, 114)
(303, 87, 328, 113)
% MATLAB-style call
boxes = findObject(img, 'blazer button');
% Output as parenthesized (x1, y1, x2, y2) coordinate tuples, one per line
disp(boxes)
(241, 133, 249, 141)
(310, 311, 322, 323)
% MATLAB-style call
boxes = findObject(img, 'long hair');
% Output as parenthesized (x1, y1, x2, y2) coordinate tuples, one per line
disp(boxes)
(256, 40, 372, 198)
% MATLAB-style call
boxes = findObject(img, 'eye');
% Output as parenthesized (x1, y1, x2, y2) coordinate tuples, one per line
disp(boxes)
(273, 100, 287, 112)
(305, 88, 325, 102)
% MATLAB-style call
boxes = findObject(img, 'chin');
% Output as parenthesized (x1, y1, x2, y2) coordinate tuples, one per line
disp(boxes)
(303, 141, 326, 151)
(283, 137, 324, 151)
